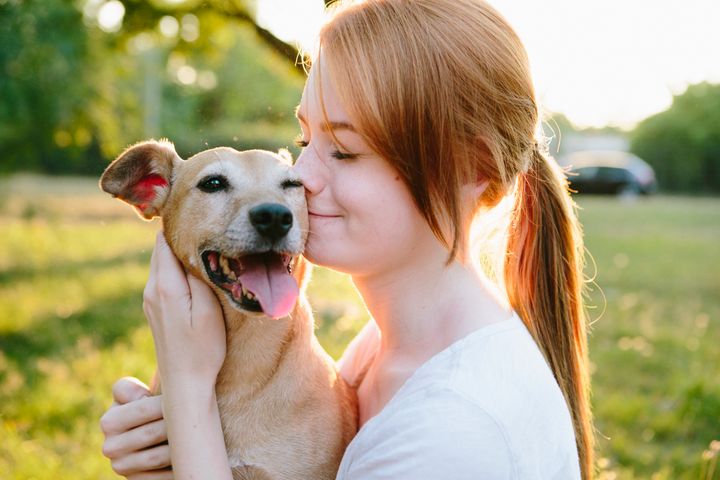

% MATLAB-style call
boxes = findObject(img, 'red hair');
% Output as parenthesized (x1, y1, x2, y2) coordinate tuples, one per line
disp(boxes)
(315, 1, 595, 477)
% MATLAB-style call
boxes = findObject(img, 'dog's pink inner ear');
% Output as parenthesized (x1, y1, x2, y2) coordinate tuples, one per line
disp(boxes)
(132, 173, 168, 211)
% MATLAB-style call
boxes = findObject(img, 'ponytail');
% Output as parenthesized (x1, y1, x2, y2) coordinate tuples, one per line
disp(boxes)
(318, 1, 594, 473)
(504, 147, 594, 479)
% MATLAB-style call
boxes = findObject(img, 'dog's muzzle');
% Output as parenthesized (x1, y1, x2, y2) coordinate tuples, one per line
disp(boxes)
(201, 250, 298, 319)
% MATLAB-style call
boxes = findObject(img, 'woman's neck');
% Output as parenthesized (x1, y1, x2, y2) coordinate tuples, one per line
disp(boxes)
(351, 246, 511, 360)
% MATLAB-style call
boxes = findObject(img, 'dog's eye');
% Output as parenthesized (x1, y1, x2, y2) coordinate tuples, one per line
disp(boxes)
(281, 179, 304, 189)
(198, 175, 229, 193)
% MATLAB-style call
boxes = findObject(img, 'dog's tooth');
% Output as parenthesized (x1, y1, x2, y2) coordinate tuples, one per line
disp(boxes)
(220, 256, 231, 275)
(247, 292, 255, 300)
(228, 270, 237, 281)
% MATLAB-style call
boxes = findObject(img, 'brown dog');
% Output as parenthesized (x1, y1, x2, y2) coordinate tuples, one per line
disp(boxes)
(100, 140, 357, 479)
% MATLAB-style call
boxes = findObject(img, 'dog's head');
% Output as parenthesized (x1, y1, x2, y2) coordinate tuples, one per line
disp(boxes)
(100, 139, 308, 319)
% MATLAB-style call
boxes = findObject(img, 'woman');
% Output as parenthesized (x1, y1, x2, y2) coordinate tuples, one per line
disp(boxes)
(100, 0, 594, 478)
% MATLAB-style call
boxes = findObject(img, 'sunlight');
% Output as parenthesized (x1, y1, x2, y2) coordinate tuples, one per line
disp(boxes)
(257, 0, 326, 53)
(257, 0, 720, 129)
(159, 15, 179, 38)
(97, 0, 124, 33)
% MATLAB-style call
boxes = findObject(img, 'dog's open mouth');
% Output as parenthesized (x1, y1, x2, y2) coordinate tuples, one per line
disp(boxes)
(201, 250, 299, 319)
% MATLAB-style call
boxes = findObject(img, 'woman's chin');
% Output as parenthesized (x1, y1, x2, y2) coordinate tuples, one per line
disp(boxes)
(303, 242, 352, 274)
(302, 241, 331, 268)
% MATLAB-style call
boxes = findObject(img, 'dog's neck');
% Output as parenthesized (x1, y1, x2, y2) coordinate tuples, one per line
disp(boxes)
(215, 298, 311, 399)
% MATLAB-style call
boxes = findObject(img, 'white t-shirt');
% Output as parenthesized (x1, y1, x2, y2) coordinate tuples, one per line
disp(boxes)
(336, 312, 581, 480)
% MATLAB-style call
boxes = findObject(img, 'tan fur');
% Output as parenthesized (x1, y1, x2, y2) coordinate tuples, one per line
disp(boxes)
(101, 140, 358, 480)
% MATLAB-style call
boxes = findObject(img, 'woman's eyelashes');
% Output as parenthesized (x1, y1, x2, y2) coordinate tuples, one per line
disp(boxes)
(293, 135, 358, 161)
(330, 149, 358, 160)
(293, 136, 309, 148)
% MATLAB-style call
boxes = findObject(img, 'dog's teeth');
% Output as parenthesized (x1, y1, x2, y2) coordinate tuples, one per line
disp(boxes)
(228, 270, 237, 281)
(241, 285, 255, 300)
(209, 253, 219, 271)
(220, 256, 233, 276)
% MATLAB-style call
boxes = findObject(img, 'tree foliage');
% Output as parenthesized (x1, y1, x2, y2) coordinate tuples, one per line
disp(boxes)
(0, 0, 307, 175)
(631, 82, 720, 193)
(0, 0, 96, 173)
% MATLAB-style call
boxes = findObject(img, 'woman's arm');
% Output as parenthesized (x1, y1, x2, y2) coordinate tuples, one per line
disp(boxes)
(160, 382, 231, 479)
(141, 232, 232, 480)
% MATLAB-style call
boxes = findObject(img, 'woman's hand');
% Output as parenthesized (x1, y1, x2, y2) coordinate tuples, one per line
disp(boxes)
(102, 234, 232, 479)
(100, 377, 172, 479)
(143, 232, 226, 392)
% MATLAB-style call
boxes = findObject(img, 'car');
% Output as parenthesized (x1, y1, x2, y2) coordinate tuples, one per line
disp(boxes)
(560, 150, 658, 195)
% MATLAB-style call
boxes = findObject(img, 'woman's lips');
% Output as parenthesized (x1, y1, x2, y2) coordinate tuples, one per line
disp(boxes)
(308, 210, 341, 218)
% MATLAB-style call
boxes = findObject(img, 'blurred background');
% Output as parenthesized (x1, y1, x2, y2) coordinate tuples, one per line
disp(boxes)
(0, 0, 718, 479)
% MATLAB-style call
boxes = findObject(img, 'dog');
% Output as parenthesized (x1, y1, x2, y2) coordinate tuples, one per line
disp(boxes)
(100, 140, 358, 479)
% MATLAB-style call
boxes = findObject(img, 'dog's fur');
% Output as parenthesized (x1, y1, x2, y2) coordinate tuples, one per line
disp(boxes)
(100, 140, 357, 480)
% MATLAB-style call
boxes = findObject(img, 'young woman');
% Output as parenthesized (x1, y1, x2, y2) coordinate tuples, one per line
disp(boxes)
(100, 0, 595, 478)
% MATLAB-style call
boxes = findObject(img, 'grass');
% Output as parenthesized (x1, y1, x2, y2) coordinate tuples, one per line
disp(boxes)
(0, 174, 718, 479)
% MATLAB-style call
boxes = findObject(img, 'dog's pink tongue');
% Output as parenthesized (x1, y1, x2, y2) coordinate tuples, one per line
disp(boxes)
(238, 255, 298, 319)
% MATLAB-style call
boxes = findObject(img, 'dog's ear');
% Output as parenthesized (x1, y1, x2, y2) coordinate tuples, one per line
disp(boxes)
(100, 140, 181, 219)
(277, 148, 293, 166)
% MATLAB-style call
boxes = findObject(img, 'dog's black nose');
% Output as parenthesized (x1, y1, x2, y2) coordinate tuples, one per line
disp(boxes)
(249, 203, 293, 241)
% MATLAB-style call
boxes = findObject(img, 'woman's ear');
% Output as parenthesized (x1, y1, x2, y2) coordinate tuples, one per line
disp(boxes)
(462, 178, 490, 204)
(473, 179, 490, 198)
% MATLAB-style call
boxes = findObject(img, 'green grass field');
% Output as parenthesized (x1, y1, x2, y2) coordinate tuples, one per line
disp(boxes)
(0, 174, 718, 479)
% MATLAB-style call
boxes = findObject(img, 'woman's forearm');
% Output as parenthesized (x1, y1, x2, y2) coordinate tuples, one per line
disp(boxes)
(162, 383, 233, 480)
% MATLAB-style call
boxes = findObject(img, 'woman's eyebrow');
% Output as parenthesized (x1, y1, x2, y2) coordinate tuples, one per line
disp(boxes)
(321, 121, 356, 132)
(294, 111, 356, 133)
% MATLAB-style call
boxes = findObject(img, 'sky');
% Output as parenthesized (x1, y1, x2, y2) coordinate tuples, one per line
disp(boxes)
(256, 0, 720, 130)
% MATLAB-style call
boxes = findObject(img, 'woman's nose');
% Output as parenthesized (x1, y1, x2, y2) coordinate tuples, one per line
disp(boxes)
(293, 146, 324, 195)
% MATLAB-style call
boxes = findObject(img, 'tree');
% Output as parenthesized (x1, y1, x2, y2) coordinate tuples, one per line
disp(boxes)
(0, 0, 96, 174)
(0, 0, 311, 175)
(631, 82, 720, 193)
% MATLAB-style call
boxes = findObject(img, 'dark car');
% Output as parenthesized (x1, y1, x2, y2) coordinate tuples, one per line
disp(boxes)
(560, 150, 657, 195)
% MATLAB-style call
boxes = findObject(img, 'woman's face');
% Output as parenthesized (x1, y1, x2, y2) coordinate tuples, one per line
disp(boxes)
(293, 61, 437, 277)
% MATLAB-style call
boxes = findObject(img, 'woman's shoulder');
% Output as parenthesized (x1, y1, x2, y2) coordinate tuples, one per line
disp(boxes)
(436, 313, 578, 446)
(338, 314, 581, 479)
(338, 387, 516, 479)
(337, 319, 381, 388)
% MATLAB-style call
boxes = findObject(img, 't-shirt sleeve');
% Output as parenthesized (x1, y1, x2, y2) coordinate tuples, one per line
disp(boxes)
(342, 390, 516, 480)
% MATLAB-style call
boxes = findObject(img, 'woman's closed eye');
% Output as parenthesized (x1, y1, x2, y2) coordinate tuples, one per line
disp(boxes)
(294, 135, 359, 161)
(330, 149, 359, 160)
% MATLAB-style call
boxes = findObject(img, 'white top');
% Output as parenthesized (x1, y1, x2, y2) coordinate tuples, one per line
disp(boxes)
(336, 312, 581, 480)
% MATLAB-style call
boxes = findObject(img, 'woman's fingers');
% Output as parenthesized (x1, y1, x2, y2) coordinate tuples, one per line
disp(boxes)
(149, 232, 189, 300)
(187, 273, 222, 325)
(112, 377, 151, 405)
(102, 418, 167, 459)
(127, 470, 174, 480)
(101, 395, 164, 435)
(109, 443, 172, 476)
